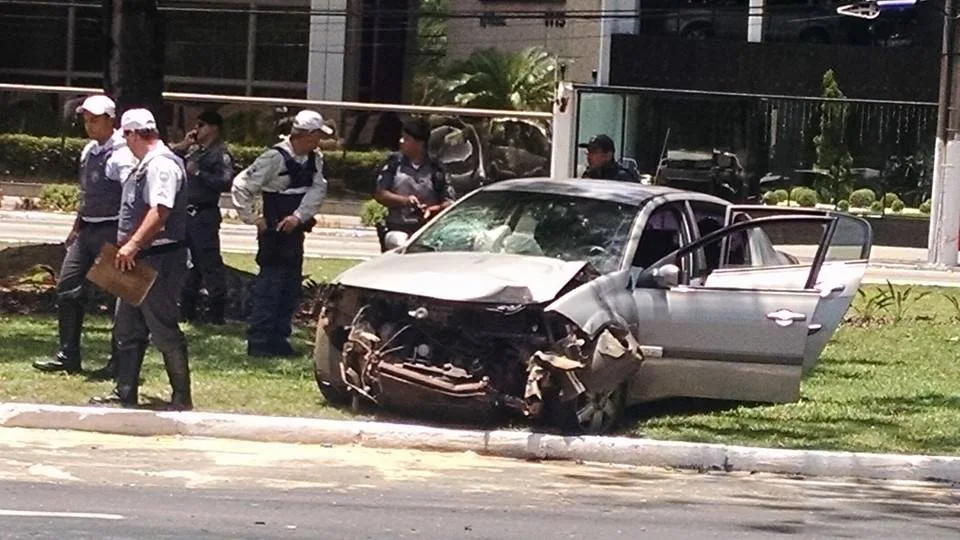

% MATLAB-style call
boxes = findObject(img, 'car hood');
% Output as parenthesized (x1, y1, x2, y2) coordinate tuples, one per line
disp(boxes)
(334, 251, 591, 304)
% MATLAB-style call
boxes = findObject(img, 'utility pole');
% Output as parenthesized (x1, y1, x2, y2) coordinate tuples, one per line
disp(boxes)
(928, 0, 960, 267)
(102, 0, 165, 132)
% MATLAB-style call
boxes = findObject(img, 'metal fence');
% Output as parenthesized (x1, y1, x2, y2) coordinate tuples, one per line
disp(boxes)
(575, 85, 937, 206)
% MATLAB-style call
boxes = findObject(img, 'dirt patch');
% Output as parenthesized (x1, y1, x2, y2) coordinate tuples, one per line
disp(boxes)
(0, 243, 327, 325)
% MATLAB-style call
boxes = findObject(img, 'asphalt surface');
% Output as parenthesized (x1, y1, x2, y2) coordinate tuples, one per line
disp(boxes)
(0, 428, 957, 539)
(3, 213, 960, 286)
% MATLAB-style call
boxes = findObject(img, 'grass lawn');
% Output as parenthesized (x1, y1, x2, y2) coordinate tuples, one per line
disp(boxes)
(2, 243, 960, 456)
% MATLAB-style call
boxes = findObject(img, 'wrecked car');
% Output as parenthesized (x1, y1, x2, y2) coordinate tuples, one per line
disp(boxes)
(314, 178, 872, 435)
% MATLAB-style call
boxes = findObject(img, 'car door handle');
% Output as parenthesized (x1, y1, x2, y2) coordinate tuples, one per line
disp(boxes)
(766, 309, 807, 327)
(816, 283, 845, 298)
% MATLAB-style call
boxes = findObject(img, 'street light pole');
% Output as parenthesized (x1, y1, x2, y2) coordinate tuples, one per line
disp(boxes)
(928, 0, 960, 266)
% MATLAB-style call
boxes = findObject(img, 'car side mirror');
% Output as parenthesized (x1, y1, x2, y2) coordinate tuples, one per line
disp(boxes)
(651, 263, 680, 288)
(384, 231, 410, 251)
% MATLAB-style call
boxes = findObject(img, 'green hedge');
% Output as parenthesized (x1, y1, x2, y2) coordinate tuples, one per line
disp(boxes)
(0, 133, 389, 195)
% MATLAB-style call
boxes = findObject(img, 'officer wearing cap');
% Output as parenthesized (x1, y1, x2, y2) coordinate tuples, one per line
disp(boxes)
(579, 134, 639, 182)
(33, 95, 137, 380)
(231, 109, 330, 357)
(373, 116, 455, 250)
(90, 108, 193, 411)
(170, 110, 235, 325)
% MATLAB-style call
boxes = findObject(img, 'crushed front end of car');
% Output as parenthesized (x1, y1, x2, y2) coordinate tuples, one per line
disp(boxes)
(314, 260, 642, 431)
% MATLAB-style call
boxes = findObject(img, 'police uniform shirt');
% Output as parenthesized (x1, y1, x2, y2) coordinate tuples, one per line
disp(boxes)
(376, 155, 452, 226)
(80, 129, 138, 223)
(231, 137, 327, 225)
(135, 143, 185, 246)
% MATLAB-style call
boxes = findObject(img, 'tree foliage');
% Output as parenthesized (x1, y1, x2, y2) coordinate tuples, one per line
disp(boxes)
(812, 69, 853, 204)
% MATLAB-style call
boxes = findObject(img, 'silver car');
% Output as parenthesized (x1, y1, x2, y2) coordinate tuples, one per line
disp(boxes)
(313, 178, 872, 435)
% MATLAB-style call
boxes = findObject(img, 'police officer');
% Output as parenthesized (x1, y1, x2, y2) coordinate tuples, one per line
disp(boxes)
(579, 134, 639, 182)
(231, 109, 330, 357)
(33, 95, 137, 380)
(171, 110, 234, 325)
(90, 108, 192, 411)
(373, 116, 455, 250)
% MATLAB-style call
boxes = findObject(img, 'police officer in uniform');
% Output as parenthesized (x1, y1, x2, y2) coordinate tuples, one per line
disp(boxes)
(374, 116, 455, 250)
(171, 110, 235, 325)
(579, 134, 639, 182)
(231, 109, 330, 357)
(33, 95, 137, 379)
(90, 108, 192, 411)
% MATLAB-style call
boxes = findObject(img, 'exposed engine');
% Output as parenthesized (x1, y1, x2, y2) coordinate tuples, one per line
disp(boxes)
(329, 290, 555, 419)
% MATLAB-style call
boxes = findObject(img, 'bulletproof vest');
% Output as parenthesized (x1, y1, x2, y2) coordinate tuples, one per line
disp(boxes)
(383, 154, 444, 227)
(261, 146, 317, 228)
(186, 142, 231, 206)
(118, 151, 188, 247)
(78, 144, 122, 219)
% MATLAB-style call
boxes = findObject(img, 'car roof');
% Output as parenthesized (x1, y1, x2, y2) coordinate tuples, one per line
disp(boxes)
(480, 177, 731, 207)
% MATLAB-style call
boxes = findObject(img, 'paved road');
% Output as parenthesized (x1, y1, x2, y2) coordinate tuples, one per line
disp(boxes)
(4, 213, 960, 286)
(0, 428, 957, 539)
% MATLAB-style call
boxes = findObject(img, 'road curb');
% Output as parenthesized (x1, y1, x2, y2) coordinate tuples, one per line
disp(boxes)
(2, 402, 959, 483)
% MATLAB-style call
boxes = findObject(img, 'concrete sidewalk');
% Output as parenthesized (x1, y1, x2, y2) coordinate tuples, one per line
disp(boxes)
(1, 403, 958, 484)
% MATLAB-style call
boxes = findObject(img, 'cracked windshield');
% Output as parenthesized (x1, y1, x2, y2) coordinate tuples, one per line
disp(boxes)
(404, 190, 637, 273)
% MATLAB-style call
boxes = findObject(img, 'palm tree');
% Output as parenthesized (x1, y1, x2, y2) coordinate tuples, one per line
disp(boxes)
(443, 46, 557, 112)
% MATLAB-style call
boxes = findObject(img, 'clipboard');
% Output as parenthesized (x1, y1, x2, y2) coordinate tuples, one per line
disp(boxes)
(86, 243, 158, 306)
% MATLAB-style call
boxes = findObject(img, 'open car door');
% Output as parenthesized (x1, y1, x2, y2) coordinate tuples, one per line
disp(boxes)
(710, 205, 873, 373)
(618, 215, 855, 405)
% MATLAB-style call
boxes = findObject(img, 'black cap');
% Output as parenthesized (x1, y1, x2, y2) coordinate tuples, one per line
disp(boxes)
(401, 116, 431, 142)
(578, 133, 615, 153)
(197, 110, 223, 127)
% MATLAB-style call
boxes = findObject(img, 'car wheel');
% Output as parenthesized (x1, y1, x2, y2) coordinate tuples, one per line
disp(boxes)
(313, 324, 351, 407)
(552, 384, 626, 436)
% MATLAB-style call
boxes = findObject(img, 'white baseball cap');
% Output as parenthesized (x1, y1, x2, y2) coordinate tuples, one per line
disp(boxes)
(292, 110, 334, 134)
(120, 108, 158, 131)
(76, 95, 116, 118)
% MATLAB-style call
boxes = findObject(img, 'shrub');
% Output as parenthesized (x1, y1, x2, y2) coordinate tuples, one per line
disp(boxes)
(762, 191, 779, 205)
(793, 187, 818, 208)
(919, 199, 932, 214)
(359, 199, 387, 226)
(836, 199, 850, 211)
(883, 192, 901, 208)
(37, 184, 80, 212)
(0, 134, 390, 194)
(869, 200, 883, 212)
(849, 188, 876, 208)
(773, 189, 789, 203)
(890, 199, 905, 212)
(789, 186, 807, 202)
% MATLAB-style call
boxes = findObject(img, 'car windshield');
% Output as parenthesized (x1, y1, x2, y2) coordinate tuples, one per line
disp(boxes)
(404, 189, 638, 273)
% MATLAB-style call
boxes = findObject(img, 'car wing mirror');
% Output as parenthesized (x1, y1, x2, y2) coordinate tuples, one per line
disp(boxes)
(384, 231, 410, 251)
(650, 263, 680, 288)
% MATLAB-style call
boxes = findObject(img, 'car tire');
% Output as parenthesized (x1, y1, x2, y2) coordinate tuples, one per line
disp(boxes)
(551, 383, 626, 436)
(313, 324, 351, 407)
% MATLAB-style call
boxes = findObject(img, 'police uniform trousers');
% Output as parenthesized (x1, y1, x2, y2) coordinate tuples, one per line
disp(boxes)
(112, 245, 191, 406)
(247, 229, 305, 353)
(181, 204, 227, 321)
(41, 220, 120, 373)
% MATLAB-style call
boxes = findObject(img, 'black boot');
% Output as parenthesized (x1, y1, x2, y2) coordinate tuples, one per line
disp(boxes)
(204, 298, 226, 326)
(89, 343, 145, 408)
(33, 301, 84, 373)
(162, 344, 192, 411)
(180, 294, 198, 323)
(85, 334, 119, 381)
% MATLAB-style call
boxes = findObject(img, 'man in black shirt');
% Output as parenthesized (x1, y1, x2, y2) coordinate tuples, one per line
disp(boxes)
(579, 134, 638, 182)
